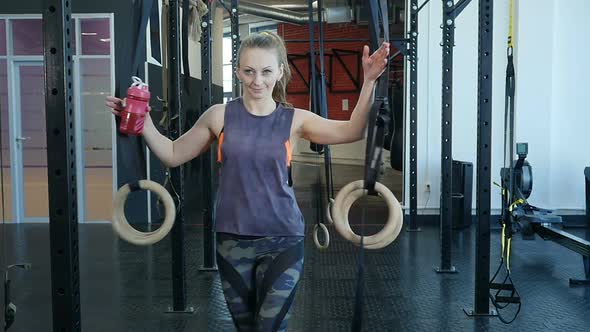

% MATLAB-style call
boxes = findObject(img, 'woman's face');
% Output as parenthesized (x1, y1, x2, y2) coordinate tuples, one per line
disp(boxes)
(237, 47, 283, 100)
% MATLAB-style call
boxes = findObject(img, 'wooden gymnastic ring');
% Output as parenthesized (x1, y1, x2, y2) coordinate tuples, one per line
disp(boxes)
(112, 180, 176, 245)
(325, 198, 335, 225)
(331, 180, 403, 249)
(313, 223, 330, 250)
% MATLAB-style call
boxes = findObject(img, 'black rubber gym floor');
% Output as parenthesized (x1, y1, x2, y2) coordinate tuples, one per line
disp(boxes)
(1, 164, 589, 331)
(2, 219, 590, 331)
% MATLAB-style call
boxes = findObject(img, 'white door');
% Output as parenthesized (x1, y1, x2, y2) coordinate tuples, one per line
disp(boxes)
(9, 60, 47, 222)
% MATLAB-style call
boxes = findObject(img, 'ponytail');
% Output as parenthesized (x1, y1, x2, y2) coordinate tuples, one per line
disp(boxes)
(273, 63, 292, 107)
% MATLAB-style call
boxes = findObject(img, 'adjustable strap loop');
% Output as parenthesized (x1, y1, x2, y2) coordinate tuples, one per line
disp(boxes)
(308, 0, 334, 244)
(364, 0, 391, 193)
(128, 181, 142, 193)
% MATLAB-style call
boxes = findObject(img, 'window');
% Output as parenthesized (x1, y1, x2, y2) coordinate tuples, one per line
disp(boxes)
(0, 20, 6, 56)
(222, 36, 234, 102)
(80, 18, 110, 55)
(12, 19, 43, 55)
(78, 58, 113, 221)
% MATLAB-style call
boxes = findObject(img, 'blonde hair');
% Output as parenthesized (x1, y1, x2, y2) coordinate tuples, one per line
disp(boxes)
(237, 31, 293, 108)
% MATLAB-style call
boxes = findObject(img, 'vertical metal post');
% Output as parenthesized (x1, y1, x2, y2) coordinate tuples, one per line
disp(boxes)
(42, 0, 81, 330)
(167, 0, 191, 313)
(199, 1, 217, 272)
(465, 0, 495, 316)
(435, 0, 457, 274)
(585, 167, 590, 223)
(407, 0, 421, 232)
(231, 0, 240, 99)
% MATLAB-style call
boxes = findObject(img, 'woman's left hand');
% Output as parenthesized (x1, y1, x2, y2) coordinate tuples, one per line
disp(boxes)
(362, 41, 390, 82)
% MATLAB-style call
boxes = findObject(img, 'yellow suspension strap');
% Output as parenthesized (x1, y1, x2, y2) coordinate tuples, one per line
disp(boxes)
(490, 195, 523, 324)
(506, 198, 525, 271)
(495, 180, 515, 271)
(488, 0, 522, 324)
(508, 0, 515, 49)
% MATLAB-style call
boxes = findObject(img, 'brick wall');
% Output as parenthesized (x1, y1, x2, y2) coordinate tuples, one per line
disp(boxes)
(279, 22, 402, 165)
(278, 23, 373, 121)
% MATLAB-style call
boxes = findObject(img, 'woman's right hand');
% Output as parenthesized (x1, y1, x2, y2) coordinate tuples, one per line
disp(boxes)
(105, 96, 125, 117)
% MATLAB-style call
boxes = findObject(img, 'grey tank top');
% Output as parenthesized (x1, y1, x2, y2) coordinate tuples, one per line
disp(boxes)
(214, 97, 304, 236)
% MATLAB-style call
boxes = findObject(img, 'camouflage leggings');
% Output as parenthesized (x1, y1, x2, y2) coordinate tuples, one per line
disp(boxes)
(216, 233, 304, 332)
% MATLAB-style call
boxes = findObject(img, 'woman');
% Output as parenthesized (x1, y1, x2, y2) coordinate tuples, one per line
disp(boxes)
(106, 31, 389, 332)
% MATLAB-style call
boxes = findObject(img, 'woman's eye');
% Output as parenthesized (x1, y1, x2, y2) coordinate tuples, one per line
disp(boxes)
(263, 70, 272, 74)
(244, 70, 253, 75)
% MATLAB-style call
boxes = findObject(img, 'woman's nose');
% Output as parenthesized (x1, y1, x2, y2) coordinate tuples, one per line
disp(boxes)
(252, 73, 263, 85)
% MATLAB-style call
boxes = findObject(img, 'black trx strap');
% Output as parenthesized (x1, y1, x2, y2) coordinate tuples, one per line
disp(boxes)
(388, 83, 404, 170)
(130, 0, 154, 78)
(316, 0, 335, 204)
(502, 0, 517, 268)
(364, 0, 391, 195)
(307, 0, 334, 226)
(128, 181, 142, 193)
(149, 0, 161, 63)
(351, 1, 390, 331)
(117, 0, 153, 192)
(307, 1, 322, 154)
(502, 44, 516, 241)
(491, 0, 521, 324)
(113, 0, 157, 225)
